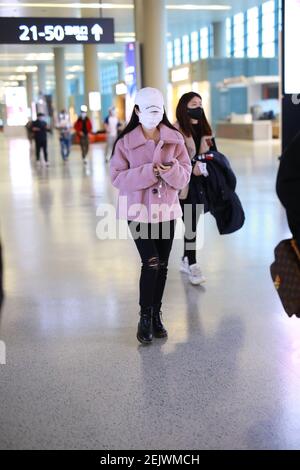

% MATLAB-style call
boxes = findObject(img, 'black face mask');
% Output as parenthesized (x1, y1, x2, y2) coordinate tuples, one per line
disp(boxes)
(187, 107, 204, 120)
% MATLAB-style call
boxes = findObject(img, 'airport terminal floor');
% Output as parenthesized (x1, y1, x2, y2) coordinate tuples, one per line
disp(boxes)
(1, 134, 300, 450)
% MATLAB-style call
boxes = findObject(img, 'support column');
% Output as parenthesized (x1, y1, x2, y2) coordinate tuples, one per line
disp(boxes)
(134, 0, 144, 45)
(117, 61, 125, 83)
(134, 0, 168, 103)
(37, 63, 46, 95)
(83, 44, 101, 129)
(54, 47, 67, 112)
(213, 21, 227, 58)
(82, 0, 102, 129)
(26, 73, 34, 115)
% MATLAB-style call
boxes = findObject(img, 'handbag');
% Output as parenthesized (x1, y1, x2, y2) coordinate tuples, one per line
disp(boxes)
(270, 239, 300, 317)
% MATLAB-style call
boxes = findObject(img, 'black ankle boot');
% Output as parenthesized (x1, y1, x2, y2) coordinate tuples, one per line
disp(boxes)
(137, 307, 153, 344)
(152, 307, 168, 338)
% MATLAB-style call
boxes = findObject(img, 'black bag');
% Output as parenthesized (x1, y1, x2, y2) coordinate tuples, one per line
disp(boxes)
(270, 239, 300, 317)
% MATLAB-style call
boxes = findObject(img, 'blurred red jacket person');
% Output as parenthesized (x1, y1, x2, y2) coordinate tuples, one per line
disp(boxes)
(74, 114, 92, 136)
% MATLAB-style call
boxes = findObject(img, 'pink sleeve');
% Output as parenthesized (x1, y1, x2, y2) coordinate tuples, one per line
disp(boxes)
(160, 143, 192, 190)
(110, 140, 158, 192)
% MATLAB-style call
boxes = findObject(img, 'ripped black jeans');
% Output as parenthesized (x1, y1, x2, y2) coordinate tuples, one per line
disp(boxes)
(128, 220, 176, 312)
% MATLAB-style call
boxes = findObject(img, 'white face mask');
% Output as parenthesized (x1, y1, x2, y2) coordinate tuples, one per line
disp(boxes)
(138, 110, 163, 130)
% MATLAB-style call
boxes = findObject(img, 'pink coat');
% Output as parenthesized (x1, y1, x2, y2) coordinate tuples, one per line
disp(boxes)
(110, 124, 192, 223)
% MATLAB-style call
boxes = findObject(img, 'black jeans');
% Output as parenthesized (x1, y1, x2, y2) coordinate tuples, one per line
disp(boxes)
(180, 198, 202, 266)
(35, 140, 48, 162)
(287, 210, 300, 248)
(128, 220, 176, 311)
(80, 135, 89, 159)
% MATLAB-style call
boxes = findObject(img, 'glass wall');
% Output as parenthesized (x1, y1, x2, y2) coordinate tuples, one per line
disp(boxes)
(182, 35, 190, 64)
(191, 31, 199, 62)
(226, 18, 232, 58)
(262, 0, 276, 57)
(167, 0, 281, 67)
(226, 0, 280, 58)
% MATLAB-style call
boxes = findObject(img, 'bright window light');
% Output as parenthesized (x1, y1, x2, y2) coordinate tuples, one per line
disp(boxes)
(0, 3, 231, 10)
(174, 38, 182, 66)
(182, 35, 190, 64)
(200, 27, 209, 59)
(191, 31, 199, 62)
(233, 13, 245, 58)
(167, 41, 174, 68)
(226, 17, 232, 57)
(262, 0, 275, 58)
(0, 3, 134, 9)
(247, 7, 259, 57)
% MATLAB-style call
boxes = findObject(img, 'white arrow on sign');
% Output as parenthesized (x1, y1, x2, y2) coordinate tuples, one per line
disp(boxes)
(91, 24, 103, 41)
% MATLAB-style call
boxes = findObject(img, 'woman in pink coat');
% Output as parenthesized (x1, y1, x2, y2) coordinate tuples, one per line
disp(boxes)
(110, 88, 191, 344)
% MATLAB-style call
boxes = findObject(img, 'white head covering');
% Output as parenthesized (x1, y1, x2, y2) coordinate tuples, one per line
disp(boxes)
(134, 87, 164, 113)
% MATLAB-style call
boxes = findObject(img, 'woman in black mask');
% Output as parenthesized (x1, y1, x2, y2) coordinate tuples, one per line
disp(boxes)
(174, 92, 217, 285)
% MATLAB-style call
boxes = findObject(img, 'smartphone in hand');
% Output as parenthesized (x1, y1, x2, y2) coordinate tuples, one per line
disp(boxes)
(162, 162, 174, 167)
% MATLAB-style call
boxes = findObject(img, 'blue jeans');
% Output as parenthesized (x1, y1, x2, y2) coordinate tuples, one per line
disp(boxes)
(60, 135, 71, 160)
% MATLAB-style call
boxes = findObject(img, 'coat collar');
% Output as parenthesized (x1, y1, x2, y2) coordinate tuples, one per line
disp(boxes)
(173, 121, 195, 158)
(124, 123, 183, 150)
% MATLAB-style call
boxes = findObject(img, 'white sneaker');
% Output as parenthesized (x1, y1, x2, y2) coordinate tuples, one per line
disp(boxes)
(83, 158, 88, 165)
(189, 263, 206, 285)
(45, 161, 50, 167)
(180, 257, 206, 285)
(180, 256, 191, 274)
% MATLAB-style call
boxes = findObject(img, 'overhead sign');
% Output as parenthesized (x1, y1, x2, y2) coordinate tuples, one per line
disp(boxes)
(0, 18, 115, 44)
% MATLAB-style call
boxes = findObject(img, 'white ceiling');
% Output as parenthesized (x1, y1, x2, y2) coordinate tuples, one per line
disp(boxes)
(0, 0, 268, 81)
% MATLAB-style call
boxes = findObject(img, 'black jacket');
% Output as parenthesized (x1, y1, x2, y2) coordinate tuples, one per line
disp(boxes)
(193, 151, 245, 235)
(276, 131, 300, 245)
(32, 119, 49, 142)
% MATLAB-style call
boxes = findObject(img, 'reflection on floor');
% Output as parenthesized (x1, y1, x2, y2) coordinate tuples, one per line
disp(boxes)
(1, 134, 300, 450)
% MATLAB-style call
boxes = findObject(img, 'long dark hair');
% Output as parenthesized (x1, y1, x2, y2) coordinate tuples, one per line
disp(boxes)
(176, 91, 212, 138)
(111, 106, 179, 156)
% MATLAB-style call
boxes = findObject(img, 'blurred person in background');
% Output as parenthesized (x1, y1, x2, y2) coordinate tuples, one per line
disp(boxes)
(31, 113, 51, 167)
(56, 109, 72, 164)
(74, 107, 92, 165)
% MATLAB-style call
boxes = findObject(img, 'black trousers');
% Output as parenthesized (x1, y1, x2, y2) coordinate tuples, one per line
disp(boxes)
(35, 140, 48, 162)
(128, 220, 175, 311)
(180, 198, 202, 265)
(287, 210, 300, 248)
(80, 135, 89, 159)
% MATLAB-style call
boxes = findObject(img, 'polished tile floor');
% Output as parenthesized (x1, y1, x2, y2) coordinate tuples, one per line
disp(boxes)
(0, 132, 300, 450)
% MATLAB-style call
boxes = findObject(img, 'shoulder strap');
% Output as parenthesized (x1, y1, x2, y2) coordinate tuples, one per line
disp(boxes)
(291, 239, 300, 261)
